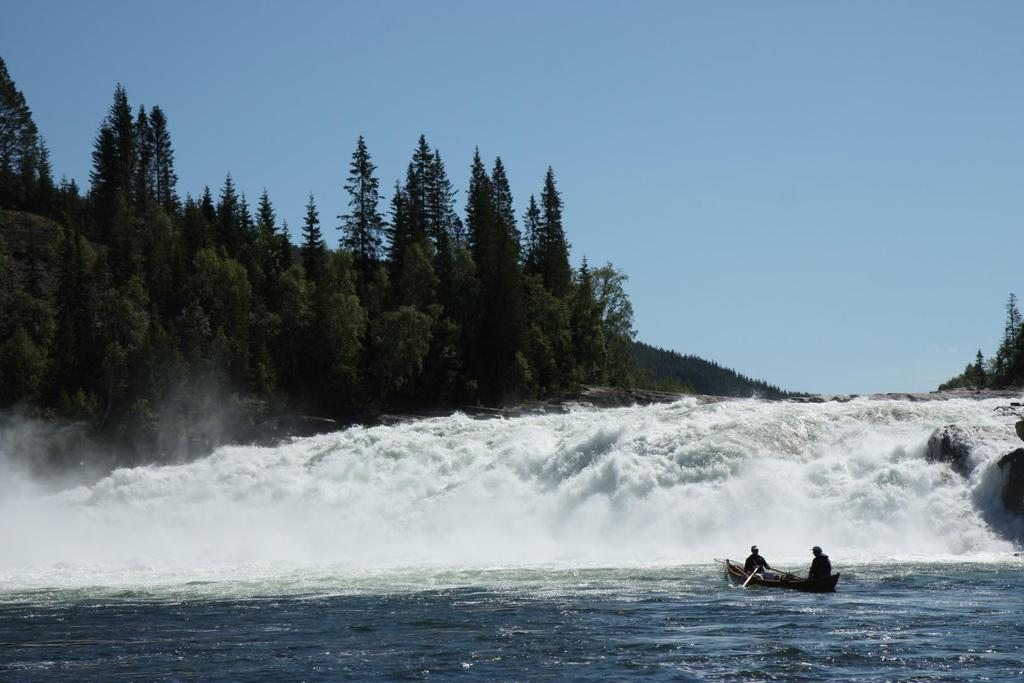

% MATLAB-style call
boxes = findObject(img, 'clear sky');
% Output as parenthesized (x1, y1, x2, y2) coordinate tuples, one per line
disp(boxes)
(2, 1, 1021, 394)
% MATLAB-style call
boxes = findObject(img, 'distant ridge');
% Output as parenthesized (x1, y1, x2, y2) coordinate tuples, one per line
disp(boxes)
(632, 341, 799, 399)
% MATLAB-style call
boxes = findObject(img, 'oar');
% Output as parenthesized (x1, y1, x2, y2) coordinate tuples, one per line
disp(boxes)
(742, 566, 761, 588)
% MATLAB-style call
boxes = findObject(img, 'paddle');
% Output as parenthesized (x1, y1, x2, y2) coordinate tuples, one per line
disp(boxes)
(742, 566, 761, 588)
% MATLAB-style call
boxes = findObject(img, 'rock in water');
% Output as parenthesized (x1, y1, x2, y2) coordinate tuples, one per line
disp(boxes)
(1016, 420, 1024, 443)
(925, 425, 976, 477)
(997, 448, 1024, 514)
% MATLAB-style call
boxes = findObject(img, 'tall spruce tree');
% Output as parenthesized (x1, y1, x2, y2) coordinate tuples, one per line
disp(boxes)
(538, 167, 571, 297)
(385, 181, 410, 271)
(339, 136, 385, 275)
(463, 149, 527, 402)
(405, 135, 433, 247)
(90, 84, 135, 237)
(149, 105, 178, 212)
(523, 194, 542, 273)
(0, 57, 51, 211)
(133, 106, 155, 209)
(301, 193, 326, 281)
(216, 173, 241, 256)
(200, 185, 216, 224)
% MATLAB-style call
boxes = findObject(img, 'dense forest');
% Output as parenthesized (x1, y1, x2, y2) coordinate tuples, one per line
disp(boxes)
(0, 56, 646, 462)
(0, 56, 796, 466)
(632, 342, 798, 399)
(939, 293, 1024, 390)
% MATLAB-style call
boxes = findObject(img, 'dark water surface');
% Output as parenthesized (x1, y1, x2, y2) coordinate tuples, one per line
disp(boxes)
(1, 562, 1022, 681)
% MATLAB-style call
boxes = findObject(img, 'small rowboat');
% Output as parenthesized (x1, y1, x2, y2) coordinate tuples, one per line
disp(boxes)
(718, 559, 839, 593)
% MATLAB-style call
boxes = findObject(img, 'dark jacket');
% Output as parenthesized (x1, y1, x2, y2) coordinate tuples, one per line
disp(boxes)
(809, 554, 831, 579)
(744, 553, 770, 572)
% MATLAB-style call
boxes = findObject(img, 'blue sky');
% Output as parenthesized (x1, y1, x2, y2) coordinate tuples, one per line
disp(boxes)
(2, 1, 1021, 394)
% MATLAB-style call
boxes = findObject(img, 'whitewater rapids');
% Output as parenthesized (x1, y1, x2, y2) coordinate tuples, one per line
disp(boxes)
(1, 397, 1022, 590)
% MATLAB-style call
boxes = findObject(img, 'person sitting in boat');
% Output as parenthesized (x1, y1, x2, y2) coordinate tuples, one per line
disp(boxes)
(809, 546, 832, 579)
(744, 545, 771, 573)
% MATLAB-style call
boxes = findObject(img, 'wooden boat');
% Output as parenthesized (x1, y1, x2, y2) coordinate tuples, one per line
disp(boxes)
(719, 559, 839, 593)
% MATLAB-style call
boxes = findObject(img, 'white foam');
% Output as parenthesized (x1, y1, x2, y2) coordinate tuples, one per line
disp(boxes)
(1, 397, 1021, 589)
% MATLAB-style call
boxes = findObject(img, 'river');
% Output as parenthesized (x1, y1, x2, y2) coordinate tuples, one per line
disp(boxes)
(2, 397, 1022, 680)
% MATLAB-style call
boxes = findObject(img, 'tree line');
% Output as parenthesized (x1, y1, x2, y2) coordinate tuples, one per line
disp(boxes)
(632, 341, 798, 398)
(939, 292, 1024, 390)
(0, 57, 637, 462)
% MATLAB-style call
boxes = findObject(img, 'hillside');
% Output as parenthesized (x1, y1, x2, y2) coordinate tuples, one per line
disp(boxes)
(632, 341, 799, 399)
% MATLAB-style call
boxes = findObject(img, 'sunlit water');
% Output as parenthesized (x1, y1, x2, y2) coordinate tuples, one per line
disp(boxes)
(2, 398, 1023, 680)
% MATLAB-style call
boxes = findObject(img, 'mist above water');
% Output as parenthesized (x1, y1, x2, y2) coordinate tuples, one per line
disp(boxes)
(1, 397, 1021, 590)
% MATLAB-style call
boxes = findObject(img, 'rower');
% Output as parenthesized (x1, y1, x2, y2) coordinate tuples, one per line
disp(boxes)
(809, 546, 832, 579)
(744, 545, 771, 574)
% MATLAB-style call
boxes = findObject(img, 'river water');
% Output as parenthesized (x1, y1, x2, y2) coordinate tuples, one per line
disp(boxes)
(1, 398, 1022, 680)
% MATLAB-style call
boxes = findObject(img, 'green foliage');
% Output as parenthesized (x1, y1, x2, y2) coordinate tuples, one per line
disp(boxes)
(370, 306, 433, 401)
(0, 326, 47, 403)
(632, 341, 797, 398)
(0, 57, 53, 214)
(1, 65, 674, 463)
(340, 136, 385, 276)
(942, 292, 1024, 390)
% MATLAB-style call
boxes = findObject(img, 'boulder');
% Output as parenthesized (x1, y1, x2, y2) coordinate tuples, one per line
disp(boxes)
(1016, 420, 1024, 443)
(997, 448, 1024, 514)
(925, 424, 977, 477)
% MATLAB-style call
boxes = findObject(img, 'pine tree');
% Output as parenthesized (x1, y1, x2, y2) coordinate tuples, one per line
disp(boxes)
(538, 167, 572, 297)
(523, 194, 542, 273)
(0, 56, 48, 211)
(216, 174, 240, 256)
(339, 136, 385, 275)
(463, 149, 526, 403)
(570, 258, 607, 384)
(465, 148, 493, 263)
(133, 106, 156, 209)
(301, 193, 326, 281)
(1004, 293, 1020, 350)
(90, 84, 136, 236)
(256, 188, 276, 238)
(425, 148, 461, 286)
(995, 292, 1021, 382)
(405, 135, 433, 246)
(254, 188, 281, 284)
(490, 157, 520, 259)
(200, 185, 216, 224)
(149, 105, 178, 212)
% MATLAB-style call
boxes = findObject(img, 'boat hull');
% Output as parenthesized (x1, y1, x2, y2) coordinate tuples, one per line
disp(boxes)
(722, 559, 839, 593)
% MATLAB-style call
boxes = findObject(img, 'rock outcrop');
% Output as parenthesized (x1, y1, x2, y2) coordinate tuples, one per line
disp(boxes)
(998, 448, 1024, 514)
(925, 424, 980, 477)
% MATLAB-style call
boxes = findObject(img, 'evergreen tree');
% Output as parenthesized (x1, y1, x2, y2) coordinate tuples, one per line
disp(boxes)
(133, 105, 155, 209)
(0, 56, 50, 211)
(538, 167, 572, 297)
(1004, 293, 1020, 351)
(570, 258, 608, 384)
(463, 149, 526, 402)
(491, 157, 519, 252)
(523, 194, 541, 273)
(339, 136, 385, 275)
(149, 105, 178, 212)
(973, 349, 987, 385)
(216, 173, 241, 256)
(425, 148, 461, 289)
(405, 135, 433, 247)
(994, 292, 1021, 381)
(200, 185, 216, 224)
(300, 193, 326, 281)
(256, 188, 276, 238)
(385, 181, 409, 268)
(90, 84, 135, 237)
(465, 148, 492, 261)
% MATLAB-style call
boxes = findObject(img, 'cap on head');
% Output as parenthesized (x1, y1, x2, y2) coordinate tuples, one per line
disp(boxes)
(812, 546, 822, 554)
(751, 545, 758, 553)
